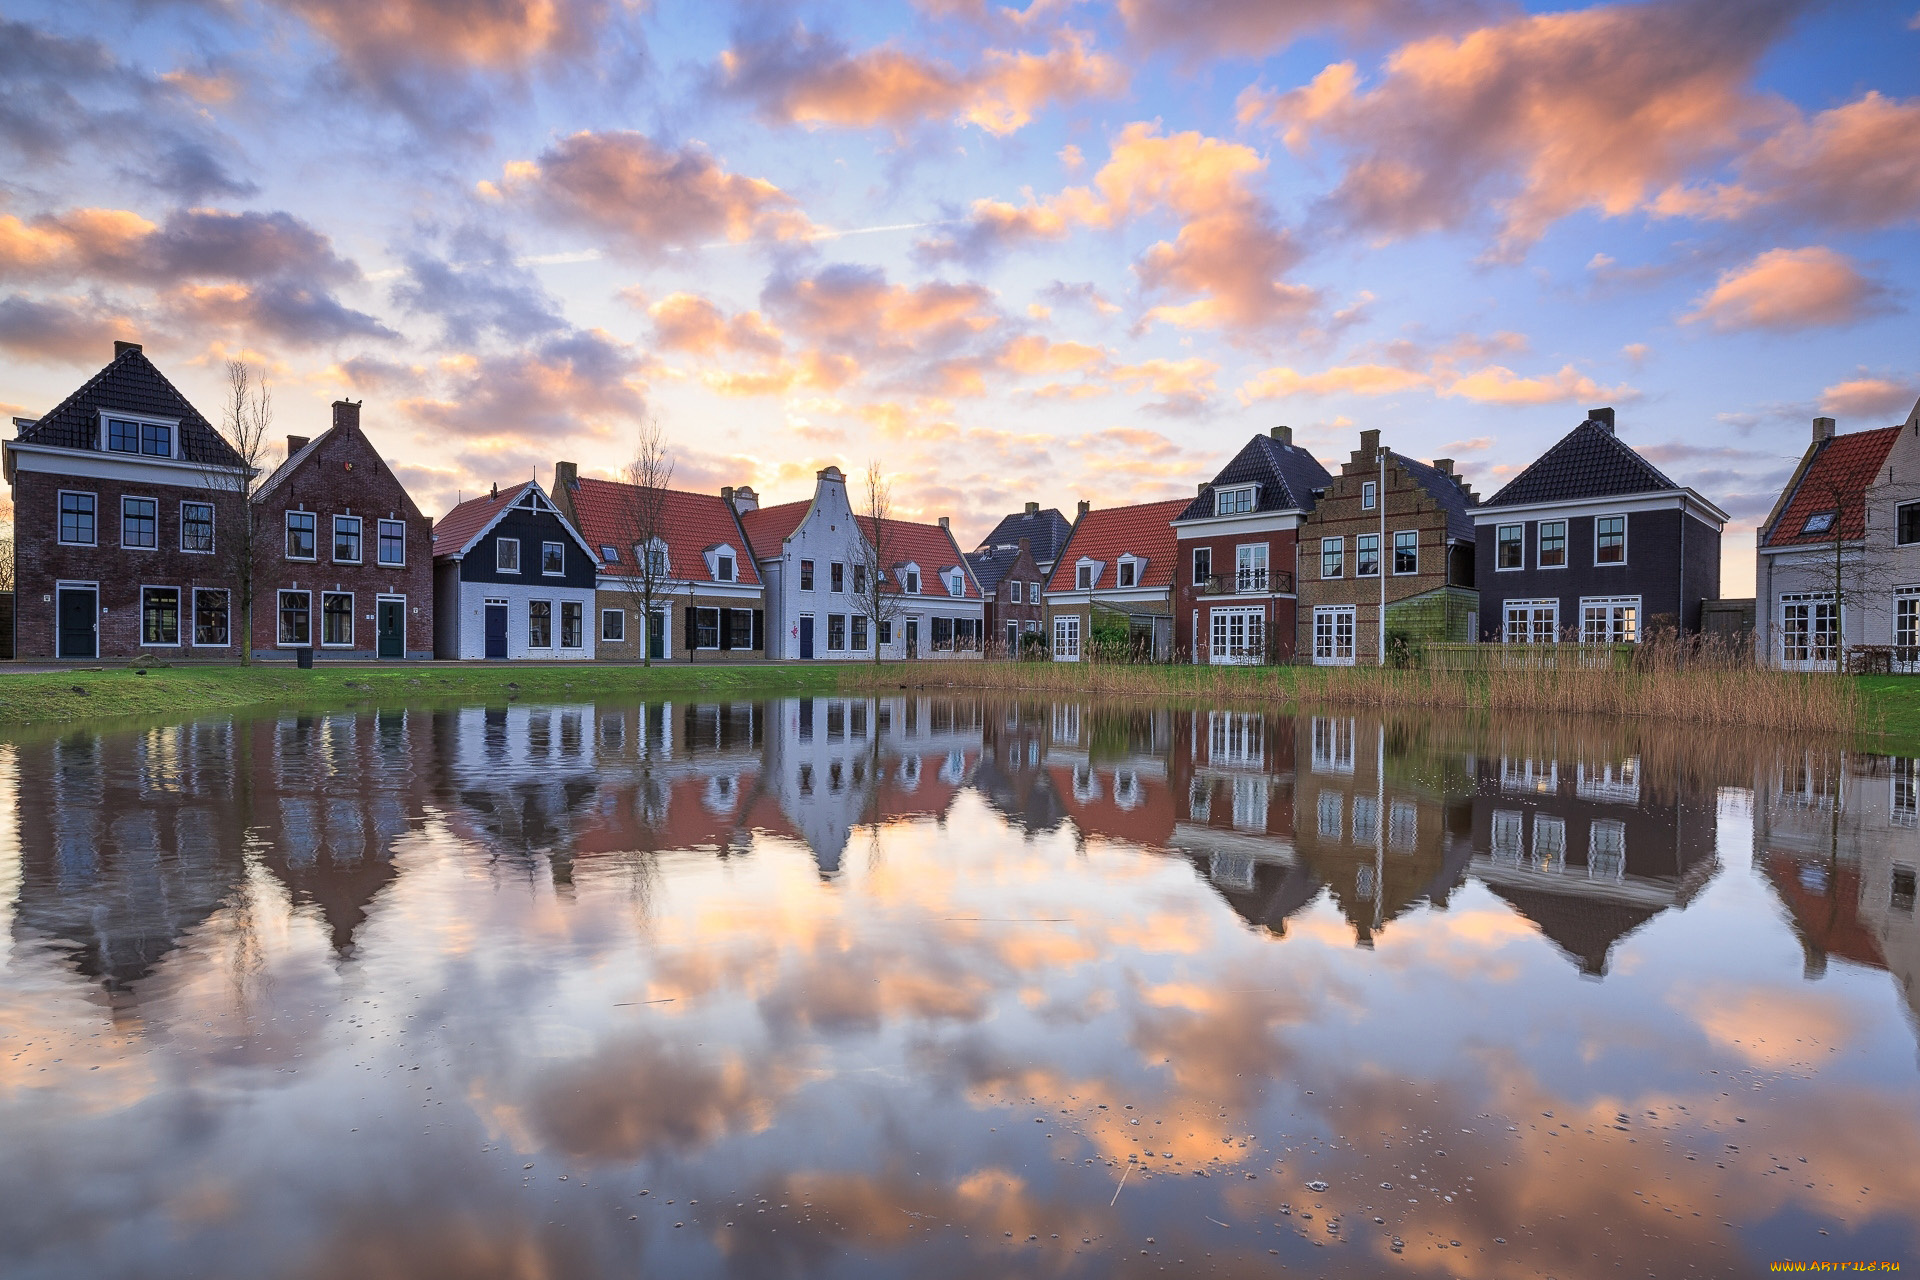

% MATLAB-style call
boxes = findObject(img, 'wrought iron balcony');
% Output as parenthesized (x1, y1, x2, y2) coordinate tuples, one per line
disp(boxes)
(1198, 569, 1292, 595)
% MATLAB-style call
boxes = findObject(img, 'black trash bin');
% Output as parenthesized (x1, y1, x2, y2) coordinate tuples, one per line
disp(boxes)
(296, 646, 314, 670)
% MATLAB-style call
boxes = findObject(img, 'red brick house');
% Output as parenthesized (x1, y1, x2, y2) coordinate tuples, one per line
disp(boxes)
(3, 341, 249, 660)
(250, 399, 434, 660)
(966, 537, 1048, 656)
(1171, 425, 1332, 664)
(1042, 498, 1188, 662)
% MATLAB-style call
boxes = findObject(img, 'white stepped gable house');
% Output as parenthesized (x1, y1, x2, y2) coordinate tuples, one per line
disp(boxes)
(739, 466, 985, 661)
(431, 480, 600, 660)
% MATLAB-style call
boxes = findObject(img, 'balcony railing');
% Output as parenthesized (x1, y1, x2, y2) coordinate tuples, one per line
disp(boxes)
(1198, 569, 1292, 595)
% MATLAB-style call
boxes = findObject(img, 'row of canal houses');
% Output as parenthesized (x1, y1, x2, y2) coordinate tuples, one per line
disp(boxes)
(7, 342, 1920, 667)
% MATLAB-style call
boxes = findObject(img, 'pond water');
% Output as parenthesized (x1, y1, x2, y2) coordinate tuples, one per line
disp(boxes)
(0, 696, 1916, 1278)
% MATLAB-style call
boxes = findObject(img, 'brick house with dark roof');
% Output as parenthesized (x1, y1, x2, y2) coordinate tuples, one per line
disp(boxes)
(975, 502, 1073, 574)
(1475, 408, 1726, 647)
(1756, 399, 1920, 669)
(249, 400, 433, 660)
(1043, 497, 1188, 662)
(549, 463, 765, 662)
(3, 341, 249, 660)
(1298, 429, 1479, 665)
(1172, 425, 1332, 664)
(966, 540, 1047, 656)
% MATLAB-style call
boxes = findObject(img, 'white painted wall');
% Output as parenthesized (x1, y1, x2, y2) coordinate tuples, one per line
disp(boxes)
(451, 578, 598, 660)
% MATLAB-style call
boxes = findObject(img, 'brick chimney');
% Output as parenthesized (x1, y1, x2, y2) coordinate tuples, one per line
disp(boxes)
(554, 459, 577, 492)
(731, 484, 759, 512)
(113, 340, 141, 358)
(938, 516, 950, 531)
(1432, 457, 1454, 476)
(1198, 482, 1208, 495)
(1358, 428, 1381, 457)
(286, 435, 310, 457)
(1076, 499, 1089, 520)
(331, 399, 361, 431)
(1813, 416, 1836, 443)
(1270, 425, 1292, 445)
(1018, 536, 1030, 554)
(1587, 406, 1615, 433)
(1024, 500, 1039, 515)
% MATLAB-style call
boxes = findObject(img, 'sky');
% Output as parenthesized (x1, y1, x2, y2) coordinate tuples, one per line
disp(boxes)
(3, 0, 1918, 593)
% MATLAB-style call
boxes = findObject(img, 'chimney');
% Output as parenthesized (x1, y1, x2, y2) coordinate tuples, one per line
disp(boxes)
(490, 481, 498, 500)
(1076, 499, 1089, 520)
(1018, 536, 1031, 554)
(113, 340, 142, 358)
(286, 435, 310, 457)
(732, 484, 759, 512)
(1587, 406, 1615, 433)
(938, 516, 950, 531)
(720, 485, 735, 503)
(1024, 500, 1039, 515)
(1813, 416, 1836, 443)
(331, 399, 361, 432)
(1358, 428, 1381, 457)
(554, 459, 577, 492)
(1432, 458, 1454, 476)
(1270, 425, 1292, 445)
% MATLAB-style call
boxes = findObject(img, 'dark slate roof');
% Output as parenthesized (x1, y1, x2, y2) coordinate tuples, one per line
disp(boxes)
(966, 546, 1022, 593)
(1177, 433, 1334, 521)
(1483, 884, 1662, 977)
(1484, 418, 1679, 508)
(1392, 451, 1478, 542)
(15, 344, 245, 468)
(976, 506, 1072, 563)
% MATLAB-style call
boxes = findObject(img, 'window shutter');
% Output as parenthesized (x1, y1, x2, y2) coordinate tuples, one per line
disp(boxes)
(684, 607, 696, 652)
(719, 608, 732, 650)
(752, 609, 764, 651)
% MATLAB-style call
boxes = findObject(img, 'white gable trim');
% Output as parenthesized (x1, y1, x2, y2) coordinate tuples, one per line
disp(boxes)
(443, 480, 602, 564)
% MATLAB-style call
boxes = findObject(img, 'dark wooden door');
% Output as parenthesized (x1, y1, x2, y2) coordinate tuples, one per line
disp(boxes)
(799, 615, 815, 659)
(57, 588, 97, 660)
(647, 610, 665, 660)
(377, 600, 404, 659)
(905, 619, 918, 659)
(484, 604, 508, 659)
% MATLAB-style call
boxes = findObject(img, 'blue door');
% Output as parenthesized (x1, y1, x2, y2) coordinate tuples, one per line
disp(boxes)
(799, 615, 814, 659)
(57, 587, 97, 660)
(484, 603, 508, 659)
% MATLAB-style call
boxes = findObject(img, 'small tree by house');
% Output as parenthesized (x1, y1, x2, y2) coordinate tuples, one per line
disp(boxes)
(0, 493, 15, 594)
(204, 360, 273, 665)
(615, 418, 676, 667)
(851, 460, 907, 663)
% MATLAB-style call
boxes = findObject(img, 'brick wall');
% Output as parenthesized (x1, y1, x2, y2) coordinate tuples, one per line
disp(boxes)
(1174, 527, 1300, 661)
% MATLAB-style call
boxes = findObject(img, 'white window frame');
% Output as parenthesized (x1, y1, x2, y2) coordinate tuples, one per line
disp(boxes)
(179, 499, 215, 554)
(1579, 595, 1640, 645)
(99, 410, 179, 459)
(1215, 485, 1256, 517)
(1778, 592, 1837, 670)
(717, 553, 735, 582)
(1009, 580, 1022, 604)
(1532, 815, 1566, 872)
(191, 587, 231, 648)
(1030, 579, 1041, 603)
(277, 589, 312, 647)
(1495, 522, 1524, 571)
(1361, 480, 1376, 510)
(319, 590, 355, 649)
(1209, 607, 1266, 665)
(496, 537, 521, 573)
(1503, 598, 1559, 644)
(601, 608, 626, 642)
(140, 585, 182, 648)
(377, 518, 407, 567)
(560, 600, 584, 649)
(1053, 614, 1082, 662)
(1897, 502, 1920, 547)
(1320, 536, 1343, 580)
(1896, 586, 1920, 671)
(1537, 520, 1568, 569)
(1191, 547, 1211, 587)
(1235, 543, 1268, 593)
(1312, 606, 1356, 666)
(1593, 513, 1628, 566)
(1392, 529, 1419, 575)
(1075, 558, 1101, 590)
(285, 509, 317, 561)
(1356, 532, 1379, 578)
(528, 599, 554, 648)
(949, 569, 966, 597)
(57, 489, 97, 547)
(1588, 819, 1627, 881)
(333, 514, 363, 564)
(541, 540, 565, 576)
(121, 494, 159, 550)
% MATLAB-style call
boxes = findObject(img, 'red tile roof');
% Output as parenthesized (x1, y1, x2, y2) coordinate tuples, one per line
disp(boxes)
(1045, 499, 1189, 592)
(431, 483, 525, 558)
(565, 477, 761, 586)
(1763, 426, 1900, 547)
(740, 499, 980, 598)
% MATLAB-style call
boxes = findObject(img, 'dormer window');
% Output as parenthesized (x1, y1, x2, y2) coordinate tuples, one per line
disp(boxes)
(1075, 558, 1103, 589)
(717, 554, 735, 582)
(1215, 485, 1255, 516)
(905, 570, 920, 594)
(948, 570, 964, 597)
(104, 416, 174, 458)
(641, 541, 668, 577)
(1801, 510, 1836, 536)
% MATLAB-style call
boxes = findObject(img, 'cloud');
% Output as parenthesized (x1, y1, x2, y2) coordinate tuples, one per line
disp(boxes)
(1240, 362, 1432, 400)
(715, 26, 1122, 135)
(1241, 0, 1801, 256)
(1682, 246, 1890, 332)
(0, 207, 358, 287)
(762, 263, 1000, 359)
(402, 328, 651, 440)
(1116, 0, 1461, 58)
(0, 292, 141, 363)
(162, 280, 397, 346)
(647, 292, 784, 358)
(487, 131, 816, 255)
(390, 226, 567, 346)
(1440, 363, 1629, 405)
(1819, 375, 1919, 420)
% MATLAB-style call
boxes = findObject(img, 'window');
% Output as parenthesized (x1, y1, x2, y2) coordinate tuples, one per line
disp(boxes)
(1356, 533, 1379, 577)
(193, 589, 229, 646)
(1580, 596, 1639, 644)
(1802, 510, 1836, 536)
(852, 564, 866, 594)
(1898, 589, 1920, 667)
(1780, 593, 1837, 667)
(284, 511, 316, 559)
(1215, 486, 1255, 516)
(879, 620, 893, 646)
(107, 418, 140, 453)
(729, 609, 753, 649)
(1892, 865, 1916, 913)
(528, 600, 552, 647)
(1053, 615, 1081, 661)
(1009, 580, 1022, 604)
(852, 616, 868, 650)
(830, 562, 844, 593)
(334, 515, 362, 563)
(321, 592, 354, 647)
(1118, 561, 1136, 588)
(602, 609, 626, 642)
(141, 587, 180, 645)
(1351, 796, 1378, 845)
(278, 590, 311, 646)
(1192, 547, 1211, 586)
(1898, 503, 1920, 546)
(1589, 820, 1627, 881)
(1389, 800, 1418, 851)
(904, 570, 920, 594)
(179, 501, 214, 553)
(496, 537, 520, 573)
(561, 602, 583, 648)
(122, 497, 157, 549)
(716, 554, 734, 582)
(378, 520, 406, 566)
(1321, 537, 1343, 579)
(1595, 514, 1626, 564)
(600, 545, 620, 563)
(932, 617, 954, 650)
(1030, 580, 1041, 602)
(694, 607, 720, 649)
(1361, 481, 1376, 510)
(1312, 606, 1356, 665)
(105, 417, 173, 457)
(542, 541, 564, 575)
(800, 559, 815, 590)
(1533, 816, 1566, 872)
(1393, 529, 1418, 575)
(1496, 523, 1523, 570)
(1491, 810, 1524, 865)
(828, 614, 846, 651)
(1210, 608, 1265, 663)
(58, 492, 96, 545)
(141, 423, 171, 457)
(1076, 563, 1093, 589)
(1317, 791, 1342, 838)
(1504, 598, 1559, 644)
(946, 570, 962, 596)
(1538, 520, 1566, 568)
(1236, 544, 1268, 592)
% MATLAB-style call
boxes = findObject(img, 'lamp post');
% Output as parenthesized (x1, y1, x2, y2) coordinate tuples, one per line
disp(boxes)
(1377, 447, 1387, 667)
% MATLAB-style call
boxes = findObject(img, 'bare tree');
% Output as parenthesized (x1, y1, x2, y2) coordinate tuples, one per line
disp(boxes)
(851, 460, 908, 663)
(614, 417, 676, 667)
(0, 493, 15, 593)
(204, 360, 273, 664)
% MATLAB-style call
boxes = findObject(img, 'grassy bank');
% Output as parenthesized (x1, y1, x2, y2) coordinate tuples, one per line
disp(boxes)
(0, 662, 844, 730)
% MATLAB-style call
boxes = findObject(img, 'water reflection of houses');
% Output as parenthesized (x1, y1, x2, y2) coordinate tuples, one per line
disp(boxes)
(434, 704, 605, 878)
(568, 702, 766, 861)
(1756, 750, 1920, 1043)
(1043, 704, 1180, 850)
(974, 701, 1069, 837)
(1294, 715, 1476, 947)
(1168, 710, 1318, 935)
(1468, 739, 1718, 976)
(10, 723, 250, 997)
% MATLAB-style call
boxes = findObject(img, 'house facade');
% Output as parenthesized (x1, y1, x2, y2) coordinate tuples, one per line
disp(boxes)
(1043, 498, 1188, 662)
(3, 341, 248, 660)
(1172, 425, 1332, 664)
(249, 400, 433, 660)
(1297, 429, 1479, 666)
(975, 501, 1073, 575)
(1476, 408, 1725, 645)
(1755, 403, 1920, 669)
(740, 465, 985, 661)
(431, 480, 598, 660)
(550, 463, 765, 662)
(966, 538, 1047, 657)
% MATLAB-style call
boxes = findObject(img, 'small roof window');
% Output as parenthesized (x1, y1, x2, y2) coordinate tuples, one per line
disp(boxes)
(1801, 510, 1836, 535)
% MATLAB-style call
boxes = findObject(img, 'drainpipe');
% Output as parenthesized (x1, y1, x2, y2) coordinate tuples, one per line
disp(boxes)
(1378, 447, 1388, 667)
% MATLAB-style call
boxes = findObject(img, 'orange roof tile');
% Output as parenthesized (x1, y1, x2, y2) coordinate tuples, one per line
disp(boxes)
(1764, 426, 1900, 547)
(1045, 499, 1189, 592)
(740, 499, 981, 598)
(431, 483, 525, 558)
(565, 477, 761, 585)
